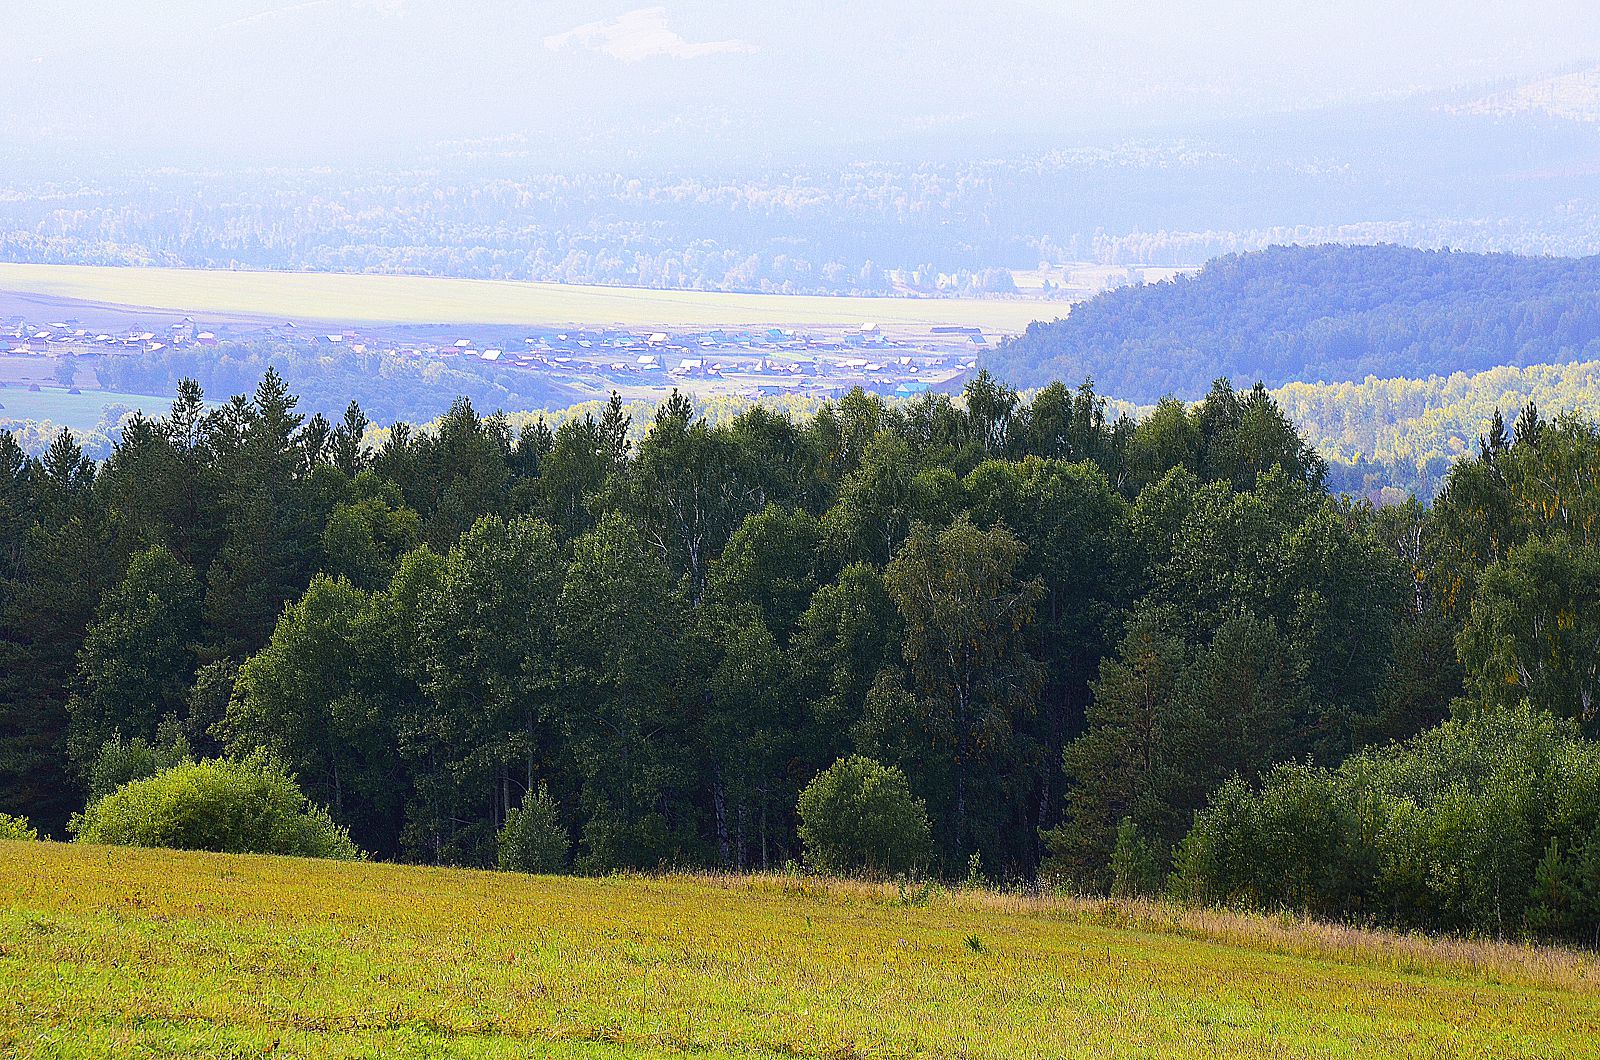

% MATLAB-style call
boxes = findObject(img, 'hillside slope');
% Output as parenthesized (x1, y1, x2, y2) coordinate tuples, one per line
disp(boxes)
(3, 841, 1598, 1059)
(990, 244, 1600, 401)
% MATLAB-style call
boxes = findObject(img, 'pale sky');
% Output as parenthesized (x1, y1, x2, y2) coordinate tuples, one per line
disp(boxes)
(2, 1, 1596, 166)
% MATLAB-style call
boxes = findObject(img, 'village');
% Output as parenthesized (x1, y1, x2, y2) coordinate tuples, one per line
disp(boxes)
(409, 322, 995, 399)
(1, 309, 1005, 401)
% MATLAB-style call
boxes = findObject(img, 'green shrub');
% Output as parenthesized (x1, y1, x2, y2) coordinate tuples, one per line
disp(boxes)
(498, 785, 570, 874)
(797, 755, 933, 878)
(84, 720, 193, 803)
(69, 753, 361, 860)
(0, 813, 39, 841)
(1170, 766, 1375, 917)
(1173, 704, 1600, 941)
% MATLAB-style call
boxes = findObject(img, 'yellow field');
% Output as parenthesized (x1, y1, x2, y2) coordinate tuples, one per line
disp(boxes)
(0, 263, 1054, 331)
(3, 842, 1597, 1058)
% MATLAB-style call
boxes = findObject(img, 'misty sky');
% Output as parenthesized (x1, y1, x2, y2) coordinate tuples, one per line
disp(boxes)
(3, 1, 1597, 167)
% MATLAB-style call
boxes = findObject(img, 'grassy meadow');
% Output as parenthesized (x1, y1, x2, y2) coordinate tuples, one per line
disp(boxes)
(0, 263, 1053, 331)
(0, 387, 178, 432)
(3, 841, 1598, 1058)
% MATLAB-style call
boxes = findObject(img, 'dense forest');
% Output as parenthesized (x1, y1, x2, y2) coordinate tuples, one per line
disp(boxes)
(3, 369, 1599, 942)
(990, 245, 1600, 401)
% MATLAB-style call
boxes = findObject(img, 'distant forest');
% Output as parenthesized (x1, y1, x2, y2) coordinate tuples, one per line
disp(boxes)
(6, 116, 1600, 297)
(990, 245, 1600, 402)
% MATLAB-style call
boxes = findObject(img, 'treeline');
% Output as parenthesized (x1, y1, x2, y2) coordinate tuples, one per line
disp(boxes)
(991, 245, 1600, 401)
(21, 348, 1600, 509)
(3, 370, 1599, 941)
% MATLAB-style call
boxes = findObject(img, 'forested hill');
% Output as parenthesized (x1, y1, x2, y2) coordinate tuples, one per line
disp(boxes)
(990, 244, 1600, 401)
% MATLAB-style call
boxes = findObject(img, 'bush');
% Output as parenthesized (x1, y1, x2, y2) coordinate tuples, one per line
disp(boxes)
(1170, 766, 1375, 917)
(0, 813, 39, 841)
(1173, 704, 1600, 942)
(797, 756, 933, 878)
(84, 720, 193, 803)
(68, 753, 362, 860)
(498, 785, 570, 874)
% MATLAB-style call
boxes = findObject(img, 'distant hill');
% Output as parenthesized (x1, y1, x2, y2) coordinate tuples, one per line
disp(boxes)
(1452, 66, 1600, 124)
(988, 245, 1600, 402)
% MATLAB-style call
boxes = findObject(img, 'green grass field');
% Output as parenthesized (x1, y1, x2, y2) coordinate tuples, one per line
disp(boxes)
(3, 842, 1597, 1058)
(0, 387, 176, 431)
(0, 263, 1054, 331)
